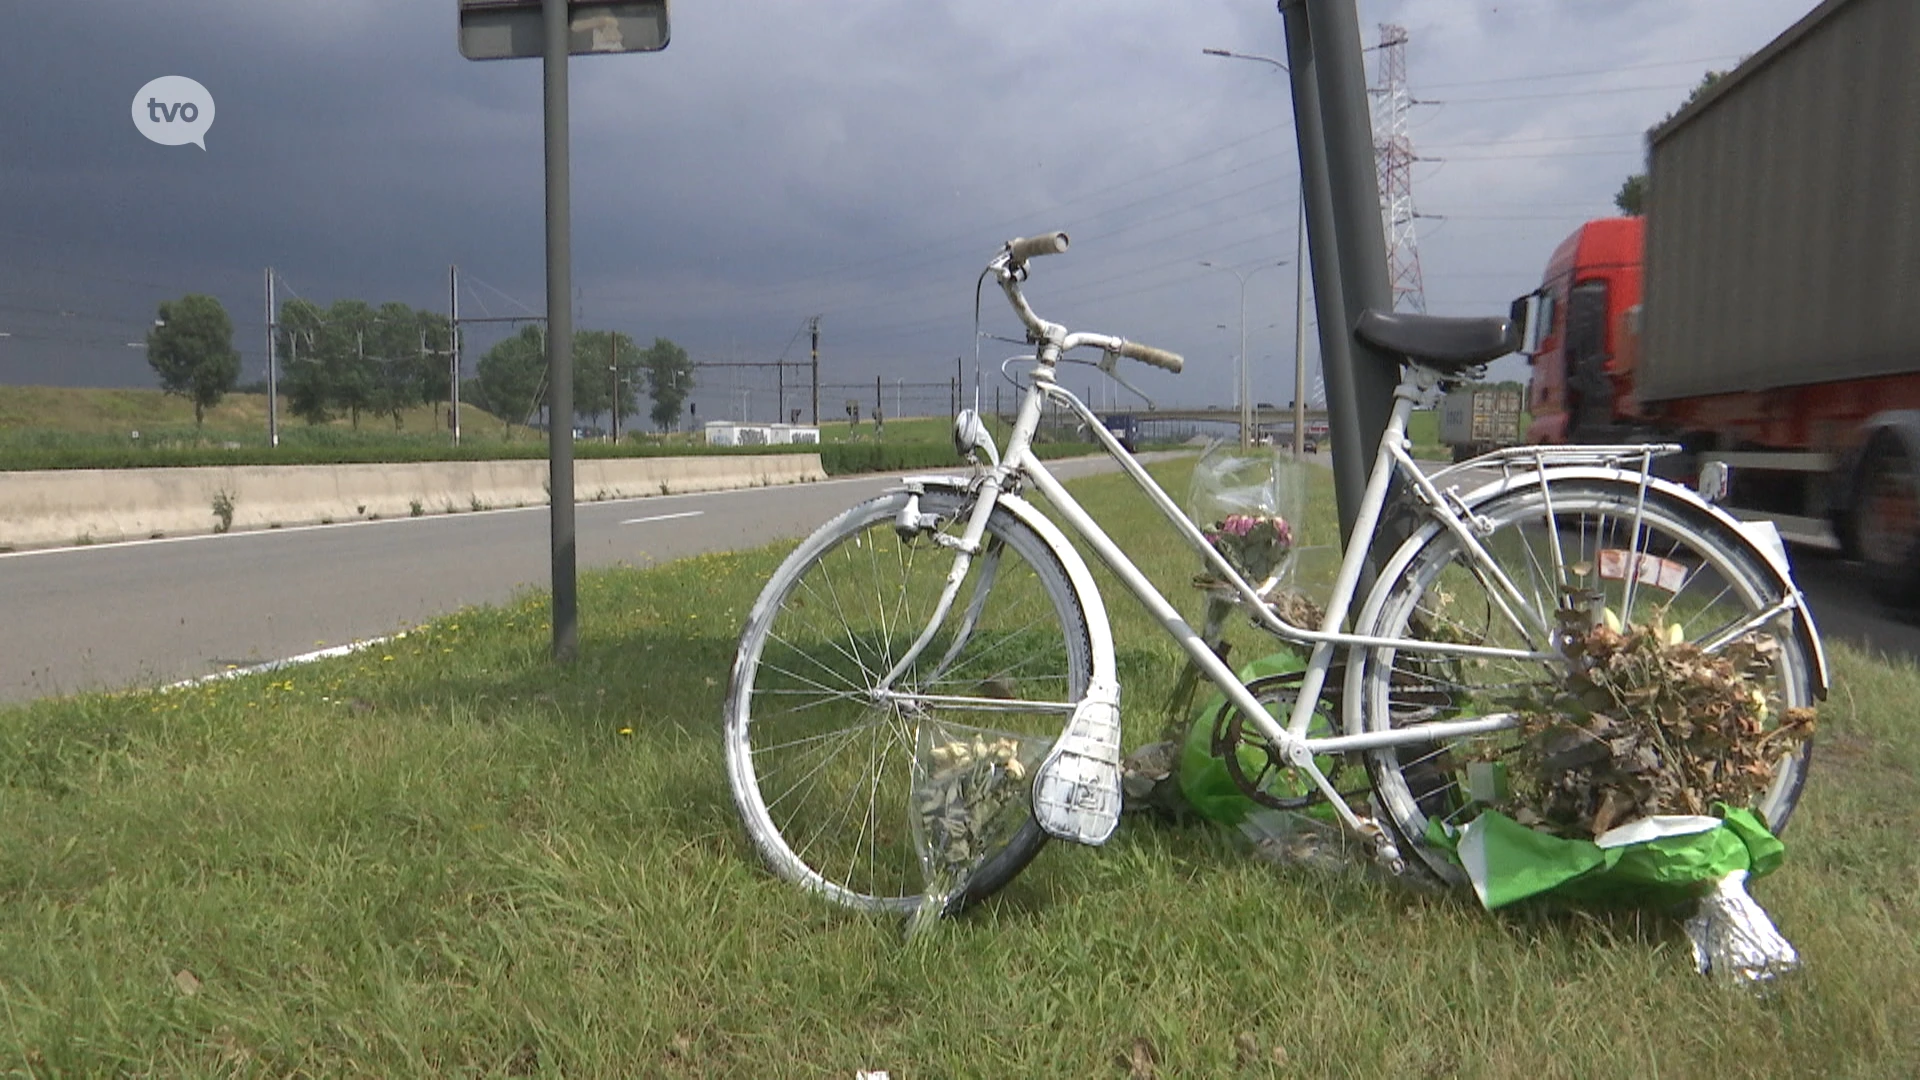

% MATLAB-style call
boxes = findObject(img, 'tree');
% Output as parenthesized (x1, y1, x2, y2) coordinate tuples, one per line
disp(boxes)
(1614, 69, 1732, 217)
(367, 301, 428, 429)
(279, 298, 452, 428)
(415, 309, 453, 406)
(147, 294, 241, 427)
(322, 299, 379, 429)
(278, 298, 331, 425)
(573, 329, 644, 432)
(1614, 174, 1648, 216)
(642, 337, 695, 431)
(475, 325, 547, 433)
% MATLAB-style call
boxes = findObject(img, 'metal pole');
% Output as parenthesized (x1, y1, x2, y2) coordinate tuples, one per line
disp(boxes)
(1296, 0, 1399, 559)
(1239, 277, 1251, 447)
(450, 264, 462, 445)
(609, 333, 618, 444)
(1202, 261, 1284, 448)
(1283, 0, 1358, 556)
(264, 268, 278, 447)
(543, 0, 577, 664)
(809, 317, 819, 425)
(1292, 193, 1309, 458)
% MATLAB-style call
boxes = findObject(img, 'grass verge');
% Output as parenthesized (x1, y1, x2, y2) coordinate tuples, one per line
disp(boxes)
(0, 459, 1915, 1076)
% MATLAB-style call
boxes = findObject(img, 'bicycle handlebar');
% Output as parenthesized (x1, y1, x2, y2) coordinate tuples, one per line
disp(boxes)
(1118, 340, 1184, 373)
(995, 231, 1185, 375)
(1006, 232, 1070, 263)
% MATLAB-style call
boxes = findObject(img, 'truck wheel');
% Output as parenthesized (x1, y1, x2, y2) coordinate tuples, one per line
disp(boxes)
(1854, 432, 1920, 605)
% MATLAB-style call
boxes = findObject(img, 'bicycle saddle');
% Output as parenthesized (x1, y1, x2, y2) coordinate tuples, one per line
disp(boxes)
(1355, 308, 1518, 372)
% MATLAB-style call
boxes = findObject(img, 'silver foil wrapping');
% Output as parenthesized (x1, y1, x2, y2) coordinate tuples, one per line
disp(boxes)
(1684, 869, 1799, 987)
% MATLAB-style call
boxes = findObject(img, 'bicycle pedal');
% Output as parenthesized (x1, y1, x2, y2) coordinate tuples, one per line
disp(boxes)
(1031, 682, 1123, 846)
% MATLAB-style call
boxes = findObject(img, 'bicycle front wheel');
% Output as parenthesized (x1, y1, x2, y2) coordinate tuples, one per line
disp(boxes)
(725, 488, 1092, 914)
(1350, 478, 1815, 883)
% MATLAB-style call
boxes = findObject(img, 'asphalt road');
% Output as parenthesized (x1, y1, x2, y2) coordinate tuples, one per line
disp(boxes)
(0, 457, 1137, 704)
(3, 451, 1913, 704)
(1783, 549, 1920, 668)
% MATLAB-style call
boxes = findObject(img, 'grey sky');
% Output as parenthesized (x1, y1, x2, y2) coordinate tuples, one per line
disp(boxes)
(0, 0, 1816, 422)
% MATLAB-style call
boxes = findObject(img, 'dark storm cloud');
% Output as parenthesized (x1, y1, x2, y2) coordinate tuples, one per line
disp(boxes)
(2, 0, 1817, 418)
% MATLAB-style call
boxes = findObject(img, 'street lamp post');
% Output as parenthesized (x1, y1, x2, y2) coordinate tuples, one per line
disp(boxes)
(1199, 259, 1286, 447)
(1204, 46, 1313, 458)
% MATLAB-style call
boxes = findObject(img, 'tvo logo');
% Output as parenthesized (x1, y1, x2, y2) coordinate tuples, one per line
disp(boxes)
(131, 76, 215, 149)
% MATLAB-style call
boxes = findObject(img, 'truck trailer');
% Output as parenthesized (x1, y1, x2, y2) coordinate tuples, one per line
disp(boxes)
(1520, 0, 1920, 599)
(1439, 386, 1524, 463)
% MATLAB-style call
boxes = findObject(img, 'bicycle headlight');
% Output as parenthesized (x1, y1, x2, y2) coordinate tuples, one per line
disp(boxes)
(953, 409, 1000, 466)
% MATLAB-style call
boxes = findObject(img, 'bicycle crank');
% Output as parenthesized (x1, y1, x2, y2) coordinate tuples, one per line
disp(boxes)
(1212, 670, 1367, 812)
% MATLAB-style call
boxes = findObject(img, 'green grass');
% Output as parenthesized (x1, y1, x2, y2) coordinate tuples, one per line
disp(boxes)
(0, 385, 534, 440)
(1407, 407, 1444, 459)
(1, 459, 1916, 1076)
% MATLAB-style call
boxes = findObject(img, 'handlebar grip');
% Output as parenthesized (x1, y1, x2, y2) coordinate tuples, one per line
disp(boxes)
(1119, 340, 1184, 374)
(1006, 232, 1070, 263)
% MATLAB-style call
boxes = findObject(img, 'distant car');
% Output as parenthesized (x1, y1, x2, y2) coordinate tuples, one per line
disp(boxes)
(1303, 437, 1319, 454)
(1100, 414, 1139, 453)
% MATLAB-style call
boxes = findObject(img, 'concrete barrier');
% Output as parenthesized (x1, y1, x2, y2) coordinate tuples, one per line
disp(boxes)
(0, 454, 826, 550)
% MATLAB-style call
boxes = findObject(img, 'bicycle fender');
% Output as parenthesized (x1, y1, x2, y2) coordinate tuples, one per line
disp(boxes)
(1447, 465, 1829, 700)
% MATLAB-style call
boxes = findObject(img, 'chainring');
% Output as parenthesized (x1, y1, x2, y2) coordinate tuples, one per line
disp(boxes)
(1210, 668, 1365, 811)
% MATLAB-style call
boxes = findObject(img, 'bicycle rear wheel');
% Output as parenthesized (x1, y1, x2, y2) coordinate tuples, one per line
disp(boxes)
(1349, 478, 1815, 883)
(725, 488, 1092, 914)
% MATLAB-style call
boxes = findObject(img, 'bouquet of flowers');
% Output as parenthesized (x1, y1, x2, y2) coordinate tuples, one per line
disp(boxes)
(1494, 622, 1816, 840)
(1203, 513, 1294, 585)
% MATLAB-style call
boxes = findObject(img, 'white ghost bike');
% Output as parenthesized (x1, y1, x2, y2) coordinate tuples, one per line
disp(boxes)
(723, 232, 1825, 915)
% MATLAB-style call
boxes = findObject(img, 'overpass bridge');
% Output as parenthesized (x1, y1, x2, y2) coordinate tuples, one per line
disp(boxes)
(1095, 406, 1331, 440)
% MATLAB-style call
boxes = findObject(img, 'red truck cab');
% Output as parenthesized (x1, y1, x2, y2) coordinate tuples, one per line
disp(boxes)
(1524, 218, 1643, 444)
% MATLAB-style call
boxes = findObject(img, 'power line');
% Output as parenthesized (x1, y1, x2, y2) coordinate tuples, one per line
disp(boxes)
(1419, 81, 1696, 106)
(1418, 130, 1643, 150)
(1425, 148, 1643, 161)
(1418, 54, 1741, 92)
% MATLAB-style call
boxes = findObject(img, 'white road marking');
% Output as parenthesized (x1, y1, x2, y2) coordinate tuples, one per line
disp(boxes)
(157, 635, 396, 690)
(621, 510, 705, 525)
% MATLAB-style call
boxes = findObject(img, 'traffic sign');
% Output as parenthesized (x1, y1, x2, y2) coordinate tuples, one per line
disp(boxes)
(458, 0, 669, 60)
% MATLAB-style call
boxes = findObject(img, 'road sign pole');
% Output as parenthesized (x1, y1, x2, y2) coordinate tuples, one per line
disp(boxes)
(1292, 196, 1309, 460)
(450, 264, 462, 445)
(265, 267, 278, 448)
(544, 0, 578, 664)
(1284, 0, 1398, 576)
